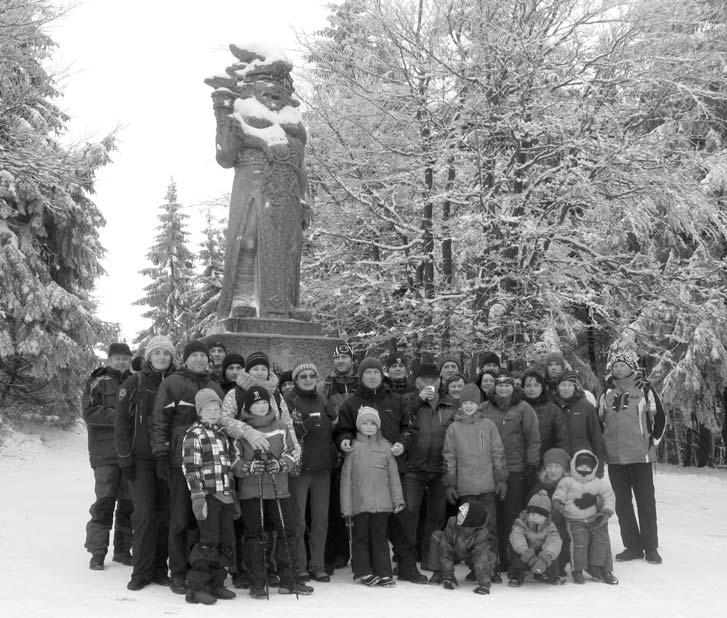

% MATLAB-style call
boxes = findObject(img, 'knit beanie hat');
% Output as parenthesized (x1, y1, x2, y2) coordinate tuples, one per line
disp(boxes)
(533, 342, 549, 353)
(385, 354, 408, 369)
(438, 354, 460, 373)
(543, 448, 571, 472)
(557, 370, 579, 385)
(545, 351, 566, 367)
(195, 388, 222, 411)
(460, 384, 482, 405)
(241, 385, 271, 411)
(457, 501, 488, 528)
(292, 363, 318, 381)
(574, 450, 597, 474)
(108, 342, 132, 357)
(278, 370, 294, 385)
(610, 349, 639, 372)
(333, 344, 354, 358)
(222, 353, 246, 375)
(144, 335, 175, 361)
(208, 340, 227, 353)
(245, 351, 270, 372)
(416, 363, 440, 379)
(356, 406, 381, 430)
(357, 357, 384, 379)
(183, 340, 209, 363)
(480, 351, 501, 367)
(527, 490, 551, 518)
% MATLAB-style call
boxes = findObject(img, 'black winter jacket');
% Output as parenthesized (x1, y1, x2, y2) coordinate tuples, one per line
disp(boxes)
(525, 393, 570, 459)
(285, 386, 337, 473)
(552, 393, 606, 475)
(82, 366, 130, 468)
(404, 394, 456, 474)
(151, 368, 224, 467)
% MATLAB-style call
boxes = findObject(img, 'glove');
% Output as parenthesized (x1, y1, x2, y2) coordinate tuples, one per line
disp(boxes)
(250, 460, 266, 475)
(120, 464, 135, 482)
(592, 512, 611, 527)
(156, 456, 170, 483)
(191, 494, 208, 521)
(265, 458, 281, 475)
(393, 503, 405, 514)
(340, 439, 354, 453)
(532, 557, 548, 575)
(391, 442, 404, 456)
(496, 481, 507, 500)
(551, 499, 564, 514)
(444, 486, 459, 504)
(573, 493, 598, 509)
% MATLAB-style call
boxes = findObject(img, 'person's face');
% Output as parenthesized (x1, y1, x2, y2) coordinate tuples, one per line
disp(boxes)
(388, 361, 407, 380)
(495, 382, 514, 397)
(108, 354, 131, 372)
(186, 352, 209, 374)
(523, 376, 543, 399)
(481, 362, 499, 375)
(359, 419, 378, 436)
(447, 378, 465, 399)
(545, 463, 564, 482)
(295, 370, 318, 392)
(280, 381, 295, 395)
(547, 362, 563, 379)
(225, 363, 244, 383)
(209, 347, 226, 367)
(557, 381, 576, 399)
(361, 368, 382, 389)
(527, 512, 547, 526)
(440, 361, 459, 381)
(249, 400, 270, 416)
(534, 349, 548, 363)
(415, 376, 440, 392)
(333, 354, 353, 374)
(480, 374, 495, 393)
(611, 361, 633, 379)
(248, 364, 269, 380)
(200, 401, 221, 424)
(149, 349, 173, 371)
(461, 401, 479, 416)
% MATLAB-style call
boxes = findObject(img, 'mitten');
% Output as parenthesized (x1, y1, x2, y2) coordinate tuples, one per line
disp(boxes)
(394, 503, 405, 514)
(496, 481, 508, 500)
(120, 464, 135, 482)
(573, 493, 598, 509)
(442, 574, 457, 590)
(444, 486, 459, 504)
(155, 456, 170, 483)
(232, 459, 250, 477)
(532, 557, 548, 575)
(265, 458, 281, 475)
(191, 494, 208, 521)
(278, 457, 291, 473)
(522, 549, 536, 566)
(250, 460, 266, 475)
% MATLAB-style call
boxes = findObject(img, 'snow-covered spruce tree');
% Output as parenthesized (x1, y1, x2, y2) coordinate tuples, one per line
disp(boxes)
(301, 0, 727, 450)
(135, 181, 195, 347)
(0, 0, 116, 424)
(184, 204, 226, 339)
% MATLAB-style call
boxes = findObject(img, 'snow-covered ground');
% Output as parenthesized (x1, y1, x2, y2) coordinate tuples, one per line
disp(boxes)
(0, 422, 724, 617)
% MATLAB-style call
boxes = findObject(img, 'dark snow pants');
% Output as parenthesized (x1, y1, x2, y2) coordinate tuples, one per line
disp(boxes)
(128, 459, 169, 582)
(290, 471, 330, 572)
(325, 465, 350, 570)
(397, 472, 447, 569)
(187, 497, 235, 591)
(608, 462, 658, 551)
(496, 471, 528, 569)
(84, 464, 133, 556)
(351, 512, 392, 580)
(168, 466, 196, 579)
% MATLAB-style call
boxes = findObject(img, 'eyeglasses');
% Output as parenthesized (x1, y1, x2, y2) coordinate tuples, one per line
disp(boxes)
(298, 372, 317, 380)
(495, 377, 515, 386)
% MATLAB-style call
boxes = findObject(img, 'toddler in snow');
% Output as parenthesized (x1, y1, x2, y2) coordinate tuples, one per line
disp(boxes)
(508, 490, 562, 586)
(181, 389, 238, 605)
(340, 407, 404, 587)
(428, 501, 496, 595)
(552, 449, 618, 585)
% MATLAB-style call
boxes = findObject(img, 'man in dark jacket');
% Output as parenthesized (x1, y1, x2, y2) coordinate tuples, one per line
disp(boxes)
(151, 340, 224, 594)
(335, 357, 421, 582)
(83, 342, 133, 570)
(399, 363, 457, 580)
(384, 353, 416, 395)
(115, 335, 176, 590)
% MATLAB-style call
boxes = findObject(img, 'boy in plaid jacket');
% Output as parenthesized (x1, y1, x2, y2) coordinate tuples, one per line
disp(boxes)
(182, 389, 239, 605)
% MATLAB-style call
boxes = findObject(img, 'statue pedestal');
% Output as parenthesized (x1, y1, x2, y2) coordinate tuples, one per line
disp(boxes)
(204, 318, 344, 376)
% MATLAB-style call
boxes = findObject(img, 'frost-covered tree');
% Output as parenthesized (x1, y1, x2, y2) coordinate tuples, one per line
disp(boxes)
(135, 181, 195, 345)
(0, 0, 116, 422)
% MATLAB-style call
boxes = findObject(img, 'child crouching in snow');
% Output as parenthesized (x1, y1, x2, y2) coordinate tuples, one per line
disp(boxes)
(427, 501, 496, 595)
(552, 449, 618, 585)
(340, 407, 404, 587)
(508, 491, 562, 586)
(181, 389, 238, 605)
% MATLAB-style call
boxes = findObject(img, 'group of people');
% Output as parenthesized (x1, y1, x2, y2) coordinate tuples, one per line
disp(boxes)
(81, 336, 667, 605)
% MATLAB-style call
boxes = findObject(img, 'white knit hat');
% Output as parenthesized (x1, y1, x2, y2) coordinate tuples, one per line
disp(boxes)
(144, 335, 175, 361)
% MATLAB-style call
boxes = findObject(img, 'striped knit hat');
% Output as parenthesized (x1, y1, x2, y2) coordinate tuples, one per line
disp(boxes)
(292, 363, 318, 381)
(144, 335, 175, 361)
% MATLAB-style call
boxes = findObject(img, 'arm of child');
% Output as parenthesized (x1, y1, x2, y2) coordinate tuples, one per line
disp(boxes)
(509, 519, 533, 562)
(540, 523, 563, 563)
(181, 431, 204, 494)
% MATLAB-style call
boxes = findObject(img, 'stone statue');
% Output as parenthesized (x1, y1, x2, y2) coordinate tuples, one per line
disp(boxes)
(205, 44, 311, 320)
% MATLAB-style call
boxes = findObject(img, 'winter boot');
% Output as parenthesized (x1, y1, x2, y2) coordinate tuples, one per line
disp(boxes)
(232, 571, 251, 589)
(428, 571, 444, 585)
(112, 551, 133, 566)
(508, 575, 523, 587)
(442, 574, 458, 590)
(572, 570, 585, 584)
(170, 576, 186, 595)
(185, 589, 217, 605)
(464, 569, 476, 582)
(89, 554, 105, 571)
(473, 584, 491, 595)
(309, 569, 330, 582)
(491, 569, 502, 584)
(249, 582, 267, 599)
(615, 548, 644, 562)
(126, 576, 149, 591)
(278, 581, 314, 595)
(359, 574, 380, 586)
(377, 576, 396, 587)
(645, 549, 662, 564)
(153, 570, 170, 586)
(398, 564, 428, 584)
(211, 585, 236, 600)
(601, 571, 619, 585)
(296, 569, 311, 582)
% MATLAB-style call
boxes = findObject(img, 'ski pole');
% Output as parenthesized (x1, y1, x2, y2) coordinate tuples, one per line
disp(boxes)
(255, 450, 269, 600)
(268, 461, 299, 600)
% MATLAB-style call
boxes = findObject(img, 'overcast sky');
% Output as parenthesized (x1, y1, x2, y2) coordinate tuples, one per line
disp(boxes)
(47, 0, 331, 343)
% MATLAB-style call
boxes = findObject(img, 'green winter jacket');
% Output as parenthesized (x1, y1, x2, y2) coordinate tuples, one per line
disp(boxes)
(442, 410, 507, 495)
(509, 512, 562, 565)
